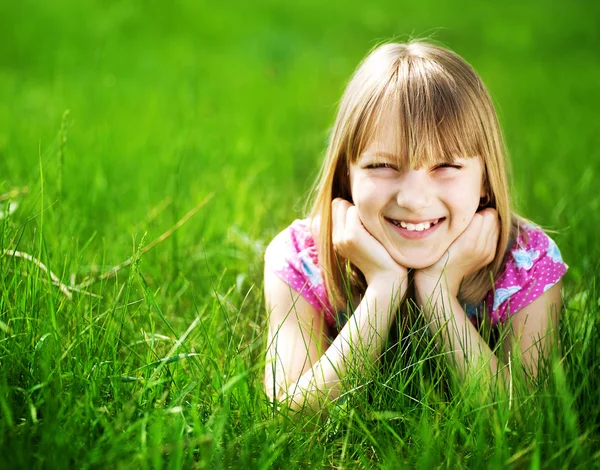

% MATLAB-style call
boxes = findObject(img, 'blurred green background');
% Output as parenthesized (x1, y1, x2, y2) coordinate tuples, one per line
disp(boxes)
(1, 0, 599, 467)
(1, 0, 598, 280)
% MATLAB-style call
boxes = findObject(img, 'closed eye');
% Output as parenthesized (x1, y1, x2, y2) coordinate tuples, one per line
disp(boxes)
(433, 163, 462, 170)
(366, 162, 397, 170)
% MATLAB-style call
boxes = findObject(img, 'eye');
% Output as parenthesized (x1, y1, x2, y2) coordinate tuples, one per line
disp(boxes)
(365, 162, 397, 170)
(433, 162, 462, 171)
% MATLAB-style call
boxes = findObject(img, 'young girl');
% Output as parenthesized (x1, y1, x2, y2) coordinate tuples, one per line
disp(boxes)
(263, 41, 567, 412)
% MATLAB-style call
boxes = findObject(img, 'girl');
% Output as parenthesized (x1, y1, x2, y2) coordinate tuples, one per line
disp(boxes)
(263, 41, 567, 412)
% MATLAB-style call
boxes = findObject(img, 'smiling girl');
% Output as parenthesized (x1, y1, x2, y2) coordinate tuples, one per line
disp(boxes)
(263, 41, 567, 412)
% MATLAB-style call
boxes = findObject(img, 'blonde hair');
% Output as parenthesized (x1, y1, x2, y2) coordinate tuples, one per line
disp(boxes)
(309, 41, 518, 309)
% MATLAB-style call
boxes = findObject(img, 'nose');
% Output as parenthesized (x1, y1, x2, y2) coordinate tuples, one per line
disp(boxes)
(395, 169, 433, 212)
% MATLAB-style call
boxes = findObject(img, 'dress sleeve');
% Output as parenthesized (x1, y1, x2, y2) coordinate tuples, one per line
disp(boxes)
(488, 225, 568, 325)
(264, 220, 336, 327)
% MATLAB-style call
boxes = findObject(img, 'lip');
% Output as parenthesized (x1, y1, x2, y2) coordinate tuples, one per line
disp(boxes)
(385, 217, 445, 239)
(394, 218, 439, 225)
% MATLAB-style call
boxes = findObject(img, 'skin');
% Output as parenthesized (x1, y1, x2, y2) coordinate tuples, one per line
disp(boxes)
(264, 204, 407, 412)
(264, 144, 562, 412)
(349, 149, 485, 270)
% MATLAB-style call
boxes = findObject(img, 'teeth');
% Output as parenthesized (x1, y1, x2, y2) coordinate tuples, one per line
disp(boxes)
(394, 219, 439, 231)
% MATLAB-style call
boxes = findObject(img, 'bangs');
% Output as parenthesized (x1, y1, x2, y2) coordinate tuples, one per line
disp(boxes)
(345, 53, 484, 170)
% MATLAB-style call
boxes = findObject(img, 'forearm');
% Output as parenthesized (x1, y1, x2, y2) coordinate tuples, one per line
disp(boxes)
(418, 285, 508, 388)
(281, 274, 406, 412)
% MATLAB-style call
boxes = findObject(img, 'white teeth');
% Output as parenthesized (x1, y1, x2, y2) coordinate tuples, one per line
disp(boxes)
(394, 219, 438, 231)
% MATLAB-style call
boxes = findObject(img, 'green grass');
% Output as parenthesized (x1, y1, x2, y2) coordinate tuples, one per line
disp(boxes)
(1, 0, 599, 467)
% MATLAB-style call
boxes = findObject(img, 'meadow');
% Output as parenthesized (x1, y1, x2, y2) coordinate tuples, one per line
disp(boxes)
(1, 0, 599, 468)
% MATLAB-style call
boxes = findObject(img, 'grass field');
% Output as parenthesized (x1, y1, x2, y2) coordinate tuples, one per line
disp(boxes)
(1, 0, 600, 468)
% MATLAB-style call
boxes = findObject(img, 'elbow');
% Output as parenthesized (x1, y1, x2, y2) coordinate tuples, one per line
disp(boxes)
(263, 370, 286, 403)
(264, 375, 330, 417)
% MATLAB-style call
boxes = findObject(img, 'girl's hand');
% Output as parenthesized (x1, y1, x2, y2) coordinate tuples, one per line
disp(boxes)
(414, 208, 500, 300)
(332, 198, 407, 285)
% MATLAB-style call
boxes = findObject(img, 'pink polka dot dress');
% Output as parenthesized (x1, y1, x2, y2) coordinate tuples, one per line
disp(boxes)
(264, 219, 568, 328)
(484, 222, 568, 324)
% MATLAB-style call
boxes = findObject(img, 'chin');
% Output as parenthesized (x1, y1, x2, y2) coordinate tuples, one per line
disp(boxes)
(403, 261, 432, 270)
(398, 259, 436, 270)
(391, 251, 446, 270)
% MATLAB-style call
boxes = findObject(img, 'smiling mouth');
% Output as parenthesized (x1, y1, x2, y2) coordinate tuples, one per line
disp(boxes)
(386, 217, 444, 232)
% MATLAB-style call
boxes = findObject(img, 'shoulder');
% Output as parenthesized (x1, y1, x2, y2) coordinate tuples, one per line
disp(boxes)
(264, 218, 317, 271)
(488, 222, 568, 324)
(264, 219, 335, 326)
(510, 223, 566, 273)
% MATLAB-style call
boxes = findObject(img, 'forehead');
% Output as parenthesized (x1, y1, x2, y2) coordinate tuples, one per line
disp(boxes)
(353, 104, 478, 169)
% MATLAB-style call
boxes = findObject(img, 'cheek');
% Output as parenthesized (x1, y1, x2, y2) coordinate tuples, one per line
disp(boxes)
(452, 190, 481, 226)
(351, 179, 383, 213)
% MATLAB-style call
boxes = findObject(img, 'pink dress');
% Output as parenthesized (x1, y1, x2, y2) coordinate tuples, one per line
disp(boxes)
(264, 219, 568, 329)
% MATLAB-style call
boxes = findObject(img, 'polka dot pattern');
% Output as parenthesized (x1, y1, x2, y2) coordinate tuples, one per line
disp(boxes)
(264, 219, 336, 327)
(486, 224, 568, 325)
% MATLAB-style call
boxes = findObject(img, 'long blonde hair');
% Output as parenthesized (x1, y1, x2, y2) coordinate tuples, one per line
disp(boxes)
(309, 41, 518, 309)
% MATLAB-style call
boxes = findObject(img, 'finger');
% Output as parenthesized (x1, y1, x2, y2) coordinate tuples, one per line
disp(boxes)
(479, 209, 499, 264)
(481, 209, 500, 244)
(454, 211, 492, 267)
(344, 205, 375, 253)
(331, 198, 350, 245)
(452, 212, 484, 251)
(345, 205, 364, 237)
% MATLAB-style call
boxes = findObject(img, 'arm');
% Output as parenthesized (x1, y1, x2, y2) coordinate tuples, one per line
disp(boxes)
(264, 271, 330, 403)
(415, 281, 561, 386)
(414, 209, 500, 381)
(416, 285, 501, 381)
(414, 209, 563, 386)
(264, 269, 405, 412)
(502, 281, 562, 379)
(264, 199, 407, 413)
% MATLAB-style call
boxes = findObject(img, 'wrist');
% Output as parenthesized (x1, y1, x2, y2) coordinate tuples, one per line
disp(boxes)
(414, 271, 459, 305)
(366, 268, 408, 289)
(365, 270, 408, 304)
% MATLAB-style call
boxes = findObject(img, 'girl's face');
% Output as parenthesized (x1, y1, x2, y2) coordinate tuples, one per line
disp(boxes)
(349, 136, 485, 270)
